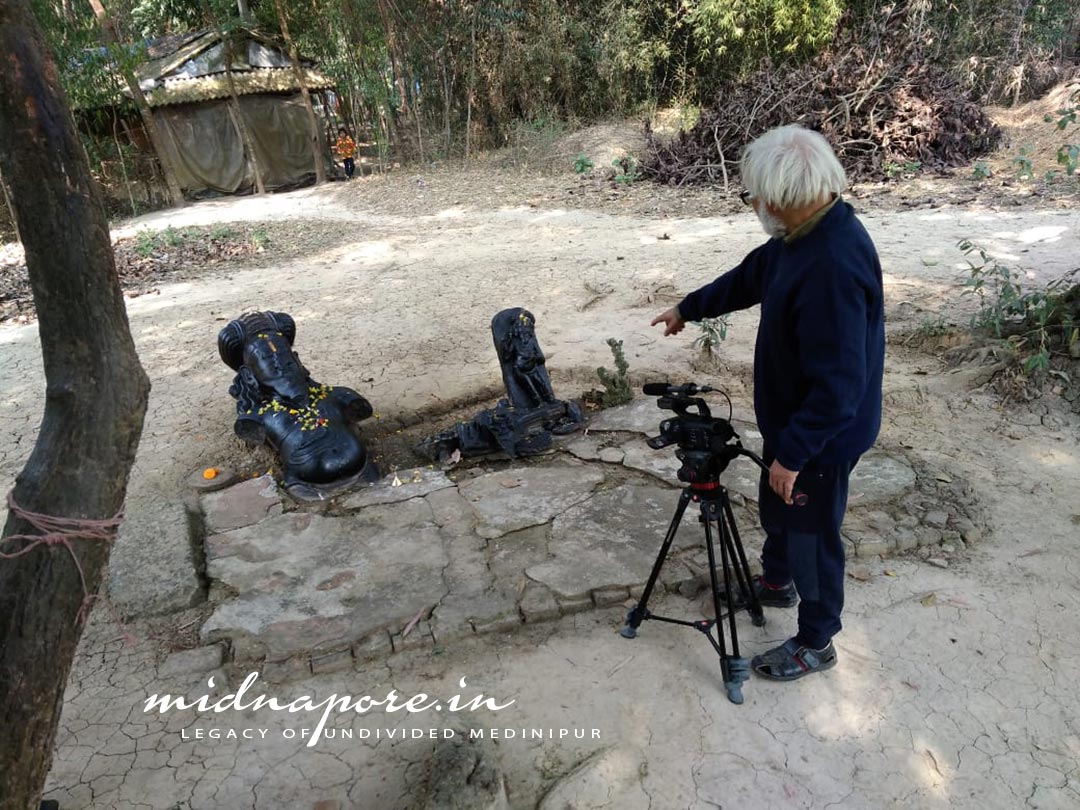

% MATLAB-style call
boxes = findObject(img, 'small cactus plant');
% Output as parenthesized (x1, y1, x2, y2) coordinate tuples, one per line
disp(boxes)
(596, 338, 632, 407)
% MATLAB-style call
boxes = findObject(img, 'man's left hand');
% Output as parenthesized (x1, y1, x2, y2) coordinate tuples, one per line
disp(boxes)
(769, 460, 799, 505)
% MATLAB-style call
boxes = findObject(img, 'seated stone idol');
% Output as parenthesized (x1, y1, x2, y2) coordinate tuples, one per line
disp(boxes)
(218, 311, 377, 499)
(419, 307, 584, 460)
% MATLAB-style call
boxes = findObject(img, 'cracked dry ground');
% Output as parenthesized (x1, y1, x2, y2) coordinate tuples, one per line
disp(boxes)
(0, 171, 1076, 809)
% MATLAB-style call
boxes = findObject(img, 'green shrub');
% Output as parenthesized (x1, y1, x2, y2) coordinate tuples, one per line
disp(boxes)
(612, 155, 641, 185)
(596, 337, 633, 407)
(693, 316, 729, 359)
(958, 239, 1078, 375)
(1012, 147, 1034, 180)
(573, 153, 594, 174)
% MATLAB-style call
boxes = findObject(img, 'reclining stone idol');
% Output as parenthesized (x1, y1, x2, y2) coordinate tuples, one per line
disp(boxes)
(419, 307, 585, 461)
(218, 311, 378, 500)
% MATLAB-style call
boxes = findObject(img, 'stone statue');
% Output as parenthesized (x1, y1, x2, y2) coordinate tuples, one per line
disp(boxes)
(218, 311, 377, 500)
(494, 307, 561, 408)
(419, 308, 584, 461)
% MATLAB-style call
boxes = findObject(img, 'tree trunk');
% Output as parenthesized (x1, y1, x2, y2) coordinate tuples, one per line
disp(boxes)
(222, 32, 267, 194)
(375, 0, 420, 160)
(112, 111, 138, 216)
(339, 0, 394, 164)
(413, 82, 425, 165)
(441, 56, 453, 158)
(353, 29, 396, 168)
(0, 0, 151, 807)
(338, 0, 373, 135)
(439, 0, 452, 157)
(0, 167, 20, 243)
(237, 0, 251, 21)
(88, 0, 185, 207)
(274, 0, 325, 184)
(197, 0, 267, 193)
(465, 4, 477, 160)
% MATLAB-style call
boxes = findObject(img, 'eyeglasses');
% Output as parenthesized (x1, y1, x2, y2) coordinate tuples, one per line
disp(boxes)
(739, 190, 754, 206)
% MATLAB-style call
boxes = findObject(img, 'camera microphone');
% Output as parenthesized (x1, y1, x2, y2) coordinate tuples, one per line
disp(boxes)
(642, 382, 716, 397)
(642, 382, 673, 396)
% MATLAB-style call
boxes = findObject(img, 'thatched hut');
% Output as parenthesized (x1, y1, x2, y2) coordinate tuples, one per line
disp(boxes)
(117, 29, 336, 197)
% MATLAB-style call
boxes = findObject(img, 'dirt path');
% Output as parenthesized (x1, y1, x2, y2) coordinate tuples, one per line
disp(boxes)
(1, 170, 1078, 808)
(1, 175, 1074, 500)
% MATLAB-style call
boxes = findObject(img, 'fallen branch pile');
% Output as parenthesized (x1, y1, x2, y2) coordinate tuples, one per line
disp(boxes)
(643, 10, 1005, 186)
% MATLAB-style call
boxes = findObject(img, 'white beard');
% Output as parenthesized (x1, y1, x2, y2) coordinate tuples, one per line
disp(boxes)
(755, 207, 788, 239)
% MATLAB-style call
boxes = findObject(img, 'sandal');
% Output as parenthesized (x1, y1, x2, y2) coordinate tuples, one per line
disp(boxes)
(752, 638, 837, 681)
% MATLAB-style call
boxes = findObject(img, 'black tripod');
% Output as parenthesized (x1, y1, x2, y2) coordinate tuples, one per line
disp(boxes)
(621, 449, 774, 704)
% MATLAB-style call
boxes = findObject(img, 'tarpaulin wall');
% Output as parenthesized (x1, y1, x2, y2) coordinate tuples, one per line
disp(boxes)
(153, 93, 321, 196)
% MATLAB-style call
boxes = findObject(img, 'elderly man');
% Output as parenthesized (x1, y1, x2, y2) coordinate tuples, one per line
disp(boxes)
(652, 124, 884, 681)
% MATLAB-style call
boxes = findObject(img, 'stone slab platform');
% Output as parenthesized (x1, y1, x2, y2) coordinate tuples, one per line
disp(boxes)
(193, 399, 943, 682)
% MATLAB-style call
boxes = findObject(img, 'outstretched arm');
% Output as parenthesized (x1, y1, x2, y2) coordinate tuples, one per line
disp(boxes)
(652, 242, 771, 334)
(678, 242, 771, 322)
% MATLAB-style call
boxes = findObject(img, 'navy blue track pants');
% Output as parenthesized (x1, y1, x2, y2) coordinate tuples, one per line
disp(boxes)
(758, 453, 858, 649)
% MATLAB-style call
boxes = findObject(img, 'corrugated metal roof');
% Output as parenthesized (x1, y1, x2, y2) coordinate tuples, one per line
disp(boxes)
(80, 30, 335, 110)
(138, 31, 219, 82)
(145, 30, 205, 61)
(143, 67, 335, 107)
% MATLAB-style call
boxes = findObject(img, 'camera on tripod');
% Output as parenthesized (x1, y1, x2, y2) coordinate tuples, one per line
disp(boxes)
(643, 382, 741, 487)
(624, 380, 764, 703)
(624, 381, 798, 704)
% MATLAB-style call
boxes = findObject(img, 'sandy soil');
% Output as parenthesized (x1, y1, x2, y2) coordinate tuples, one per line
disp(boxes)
(1, 164, 1079, 808)
(4, 168, 1075, 493)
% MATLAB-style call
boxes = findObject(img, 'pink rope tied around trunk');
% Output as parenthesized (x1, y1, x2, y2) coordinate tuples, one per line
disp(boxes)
(2, 490, 125, 623)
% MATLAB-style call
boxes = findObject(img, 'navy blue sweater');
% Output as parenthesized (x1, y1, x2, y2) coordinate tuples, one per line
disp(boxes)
(677, 201, 884, 471)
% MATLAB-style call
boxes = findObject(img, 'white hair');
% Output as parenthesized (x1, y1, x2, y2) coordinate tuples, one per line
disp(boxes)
(739, 125, 847, 210)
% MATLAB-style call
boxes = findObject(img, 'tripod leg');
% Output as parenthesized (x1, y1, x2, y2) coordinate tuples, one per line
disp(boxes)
(714, 507, 740, 658)
(705, 501, 750, 704)
(622, 488, 693, 639)
(722, 497, 766, 627)
(701, 510, 729, 661)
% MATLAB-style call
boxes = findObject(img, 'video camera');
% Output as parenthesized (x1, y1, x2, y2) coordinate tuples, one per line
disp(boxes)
(643, 382, 742, 487)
